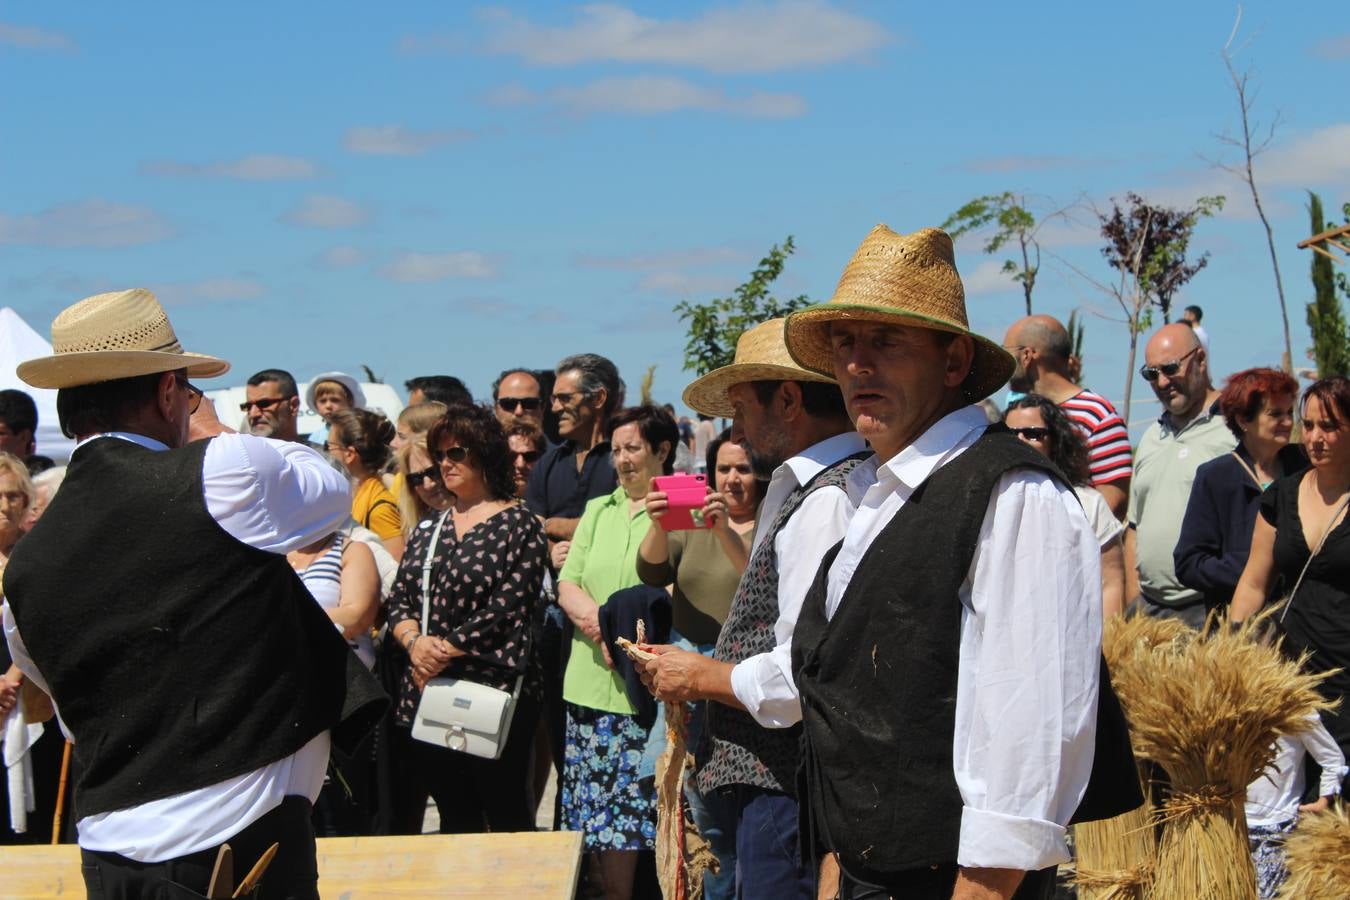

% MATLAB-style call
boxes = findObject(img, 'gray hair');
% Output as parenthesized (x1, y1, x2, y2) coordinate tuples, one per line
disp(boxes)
(556, 353, 624, 418)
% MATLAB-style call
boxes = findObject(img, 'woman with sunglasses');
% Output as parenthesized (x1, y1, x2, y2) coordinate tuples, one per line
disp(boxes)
(1232, 377, 1350, 760)
(1006, 395, 1126, 618)
(557, 404, 679, 900)
(1175, 368, 1305, 617)
(328, 408, 404, 562)
(384, 404, 547, 835)
(389, 401, 448, 509)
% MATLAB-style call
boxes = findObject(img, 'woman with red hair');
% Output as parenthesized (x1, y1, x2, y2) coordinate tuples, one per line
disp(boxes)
(1175, 367, 1305, 616)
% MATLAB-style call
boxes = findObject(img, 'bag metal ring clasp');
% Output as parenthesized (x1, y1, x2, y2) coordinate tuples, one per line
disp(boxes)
(446, 725, 468, 752)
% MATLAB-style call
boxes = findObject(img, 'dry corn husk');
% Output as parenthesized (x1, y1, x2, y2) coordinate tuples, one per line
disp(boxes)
(1276, 801, 1350, 899)
(1107, 611, 1335, 900)
(1071, 615, 1186, 900)
(617, 625, 719, 900)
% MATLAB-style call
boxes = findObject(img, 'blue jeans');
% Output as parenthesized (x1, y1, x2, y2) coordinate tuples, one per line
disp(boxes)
(730, 785, 813, 899)
(640, 632, 737, 900)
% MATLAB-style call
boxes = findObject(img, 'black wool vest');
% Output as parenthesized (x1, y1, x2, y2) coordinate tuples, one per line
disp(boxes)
(792, 427, 1141, 888)
(3, 437, 387, 818)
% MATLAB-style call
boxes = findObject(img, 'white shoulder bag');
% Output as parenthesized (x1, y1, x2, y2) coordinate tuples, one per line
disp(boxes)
(410, 511, 524, 760)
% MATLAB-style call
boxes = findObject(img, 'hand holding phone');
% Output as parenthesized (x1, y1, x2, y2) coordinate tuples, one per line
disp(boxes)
(651, 473, 710, 531)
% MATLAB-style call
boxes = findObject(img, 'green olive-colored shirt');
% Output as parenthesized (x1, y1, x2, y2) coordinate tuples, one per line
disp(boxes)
(558, 486, 652, 714)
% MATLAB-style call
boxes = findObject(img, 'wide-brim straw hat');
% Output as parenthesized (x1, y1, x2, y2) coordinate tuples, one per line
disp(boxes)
(783, 224, 1015, 402)
(17, 288, 230, 389)
(306, 372, 366, 411)
(682, 318, 837, 418)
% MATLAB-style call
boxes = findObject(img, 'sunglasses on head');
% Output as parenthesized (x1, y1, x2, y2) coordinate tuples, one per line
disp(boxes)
(431, 446, 469, 465)
(512, 449, 542, 463)
(1139, 346, 1199, 383)
(406, 465, 439, 485)
(239, 396, 289, 413)
(497, 396, 542, 413)
(1009, 426, 1051, 441)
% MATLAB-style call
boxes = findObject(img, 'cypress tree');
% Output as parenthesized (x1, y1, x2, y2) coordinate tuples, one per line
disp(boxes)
(1306, 192, 1350, 378)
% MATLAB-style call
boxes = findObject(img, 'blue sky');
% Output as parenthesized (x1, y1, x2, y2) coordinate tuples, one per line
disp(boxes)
(2, 2, 1347, 430)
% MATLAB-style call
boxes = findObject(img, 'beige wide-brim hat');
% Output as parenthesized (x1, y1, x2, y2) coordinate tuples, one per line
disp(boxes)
(682, 318, 837, 418)
(17, 288, 230, 389)
(305, 372, 366, 411)
(783, 224, 1015, 402)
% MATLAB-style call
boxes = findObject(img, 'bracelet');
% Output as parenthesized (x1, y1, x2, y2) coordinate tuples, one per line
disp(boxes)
(403, 632, 420, 653)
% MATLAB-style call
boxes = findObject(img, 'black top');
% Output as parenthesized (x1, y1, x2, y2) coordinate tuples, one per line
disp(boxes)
(385, 504, 547, 728)
(1175, 443, 1307, 614)
(1260, 471, 1350, 756)
(3, 437, 386, 818)
(524, 439, 617, 520)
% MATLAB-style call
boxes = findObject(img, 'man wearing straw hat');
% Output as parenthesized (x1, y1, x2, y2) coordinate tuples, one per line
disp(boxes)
(1, 289, 386, 898)
(784, 226, 1138, 899)
(640, 317, 866, 898)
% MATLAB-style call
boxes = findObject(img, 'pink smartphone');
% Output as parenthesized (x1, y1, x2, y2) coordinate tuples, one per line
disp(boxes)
(652, 473, 709, 531)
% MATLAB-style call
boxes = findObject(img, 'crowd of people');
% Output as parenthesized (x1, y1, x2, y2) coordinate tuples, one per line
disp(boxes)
(0, 224, 1348, 900)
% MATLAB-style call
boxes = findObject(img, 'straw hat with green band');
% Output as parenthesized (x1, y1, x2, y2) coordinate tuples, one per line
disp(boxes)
(682, 318, 837, 418)
(783, 224, 1015, 402)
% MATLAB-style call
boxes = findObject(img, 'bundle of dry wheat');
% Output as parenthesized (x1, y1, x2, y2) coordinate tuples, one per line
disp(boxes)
(1071, 615, 1189, 900)
(1276, 801, 1350, 899)
(1106, 612, 1333, 900)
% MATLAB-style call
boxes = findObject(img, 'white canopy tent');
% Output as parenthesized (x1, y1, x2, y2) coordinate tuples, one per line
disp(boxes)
(205, 382, 405, 441)
(0, 307, 76, 462)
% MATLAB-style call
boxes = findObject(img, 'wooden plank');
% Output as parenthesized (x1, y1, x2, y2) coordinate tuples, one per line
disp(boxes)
(0, 832, 583, 900)
(1298, 221, 1350, 249)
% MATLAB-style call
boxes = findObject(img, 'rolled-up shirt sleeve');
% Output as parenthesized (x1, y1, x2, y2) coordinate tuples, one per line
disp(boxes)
(203, 434, 352, 554)
(730, 486, 852, 728)
(954, 471, 1101, 871)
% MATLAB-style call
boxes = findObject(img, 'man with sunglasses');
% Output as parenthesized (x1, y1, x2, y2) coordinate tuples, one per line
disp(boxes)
(1127, 323, 1234, 628)
(3, 289, 384, 898)
(493, 368, 548, 429)
(243, 368, 306, 444)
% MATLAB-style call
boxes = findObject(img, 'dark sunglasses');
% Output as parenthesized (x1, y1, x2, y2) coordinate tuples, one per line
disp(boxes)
(175, 376, 203, 415)
(512, 449, 542, 463)
(1009, 426, 1051, 441)
(497, 396, 542, 413)
(406, 465, 439, 485)
(431, 446, 470, 465)
(239, 396, 290, 413)
(1139, 346, 1199, 383)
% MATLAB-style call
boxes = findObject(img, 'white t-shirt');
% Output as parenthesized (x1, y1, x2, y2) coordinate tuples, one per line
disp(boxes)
(1075, 485, 1124, 548)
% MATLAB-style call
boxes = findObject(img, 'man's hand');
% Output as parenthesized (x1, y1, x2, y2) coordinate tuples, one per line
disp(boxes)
(951, 867, 1025, 900)
(544, 516, 580, 543)
(639, 646, 716, 703)
(188, 395, 234, 442)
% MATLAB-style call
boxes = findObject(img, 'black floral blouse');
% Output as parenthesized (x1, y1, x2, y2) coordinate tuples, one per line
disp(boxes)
(386, 504, 547, 728)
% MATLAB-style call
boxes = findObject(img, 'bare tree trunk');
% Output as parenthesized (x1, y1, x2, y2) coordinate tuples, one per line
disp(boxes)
(1122, 328, 1139, 423)
(1019, 232, 1034, 315)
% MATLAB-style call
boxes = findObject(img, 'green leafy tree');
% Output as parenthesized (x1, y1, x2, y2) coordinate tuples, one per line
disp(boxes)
(675, 237, 810, 375)
(1306, 193, 1350, 378)
(941, 192, 1045, 315)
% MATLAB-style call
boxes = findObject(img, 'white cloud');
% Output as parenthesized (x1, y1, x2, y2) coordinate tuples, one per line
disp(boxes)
(635, 271, 738, 295)
(0, 199, 173, 248)
(1255, 123, 1350, 188)
(343, 125, 474, 156)
(575, 246, 746, 270)
(314, 245, 366, 269)
(379, 251, 497, 282)
(0, 22, 75, 51)
(153, 278, 266, 306)
(478, 2, 888, 73)
(1311, 35, 1350, 59)
(141, 153, 317, 181)
(279, 194, 370, 229)
(495, 75, 805, 118)
(962, 260, 1018, 296)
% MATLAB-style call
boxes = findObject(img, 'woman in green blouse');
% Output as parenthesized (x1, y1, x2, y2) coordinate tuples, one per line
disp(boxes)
(557, 404, 679, 900)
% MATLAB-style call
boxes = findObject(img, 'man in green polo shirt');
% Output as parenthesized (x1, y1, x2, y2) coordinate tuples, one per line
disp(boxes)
(1127, 323, 1235, 628)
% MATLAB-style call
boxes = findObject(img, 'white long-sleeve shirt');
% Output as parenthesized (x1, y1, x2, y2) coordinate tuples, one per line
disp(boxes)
(824, 405, 1102, 872)
(728, 431, 867, 728)
(1246, 716, 1347, 827)
(2, 431, 351, 862)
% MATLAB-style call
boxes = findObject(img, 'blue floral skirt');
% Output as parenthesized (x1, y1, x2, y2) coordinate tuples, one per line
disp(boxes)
(561, 702, 657, 851)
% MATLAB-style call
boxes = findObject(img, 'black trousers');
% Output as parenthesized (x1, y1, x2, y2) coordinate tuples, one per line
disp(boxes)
(79, 795, 318, 900)
(836, 863, 1058, 900)
(388, 693, 541, 835)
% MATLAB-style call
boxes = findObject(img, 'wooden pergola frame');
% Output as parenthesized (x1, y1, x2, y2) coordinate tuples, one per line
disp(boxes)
(1298, 222, 1350, 264)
